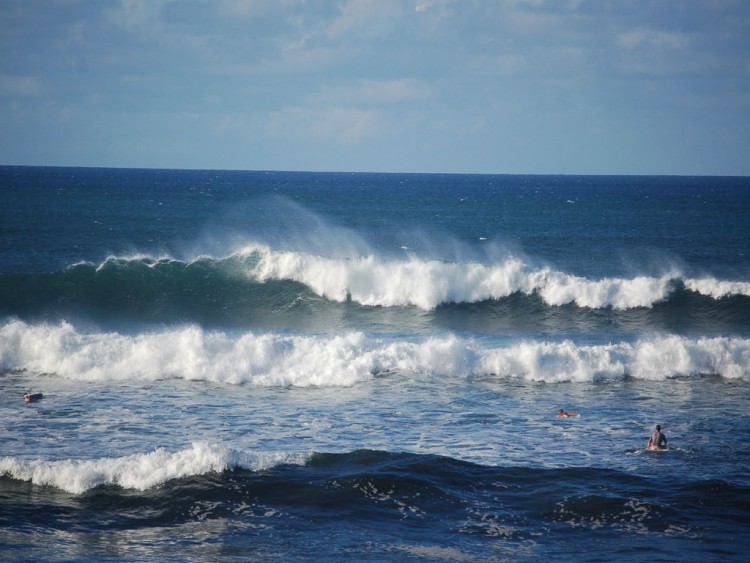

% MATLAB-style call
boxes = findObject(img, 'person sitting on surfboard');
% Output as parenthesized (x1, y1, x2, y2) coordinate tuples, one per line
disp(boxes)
(555, 409, 578, 418)
(647, 424, 667, 449)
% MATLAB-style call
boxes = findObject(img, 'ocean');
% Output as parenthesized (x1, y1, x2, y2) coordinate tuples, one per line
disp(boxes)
(1, 165, 749, 561)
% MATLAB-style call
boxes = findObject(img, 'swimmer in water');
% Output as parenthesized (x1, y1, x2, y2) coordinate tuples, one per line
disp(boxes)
(647, 424, 668, 449)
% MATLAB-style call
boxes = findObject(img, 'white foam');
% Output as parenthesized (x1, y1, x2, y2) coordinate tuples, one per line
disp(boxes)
(2, 320, 749, 385)
(478, 336, 750, 382)
(0, 441, 311, 494)
(684, 278, 750, 299)
(240, 243, 691, 310)
(0, 320, 376, 387)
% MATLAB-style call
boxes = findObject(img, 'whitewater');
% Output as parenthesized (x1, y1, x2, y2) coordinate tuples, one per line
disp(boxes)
(243, 243, 750, 309)
(2, 320, 749, 386)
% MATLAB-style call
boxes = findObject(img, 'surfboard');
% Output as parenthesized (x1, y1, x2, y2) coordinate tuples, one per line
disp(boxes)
(645, 445, 668, 452)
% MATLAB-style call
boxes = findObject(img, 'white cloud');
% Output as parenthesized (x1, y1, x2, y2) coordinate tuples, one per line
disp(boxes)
(105, 0, 167, 31)
(326, 0, 405, 39)
(614, 28, 695, 76)
(218, 0, 263, 18)
(512, 0, 545, 7)
(311, 79, 431, 106)
(218, 0, 301, 20)
(413, 0, 457, 13)
(0, 75, 44, 97)
(617, 29, 689, 50)
(470, 54, 527, 76)
(267, 106, 380, 144)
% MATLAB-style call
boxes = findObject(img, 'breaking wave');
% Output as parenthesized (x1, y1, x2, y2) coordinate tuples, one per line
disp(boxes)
(243, 243, 750, 309)
(2, 320, 749, 385)
(0, 441, 310, 494)
(1, 248, 749, 318)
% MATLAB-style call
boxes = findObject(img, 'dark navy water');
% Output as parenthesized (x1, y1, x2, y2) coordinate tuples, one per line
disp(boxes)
(1, 166, 749, 561)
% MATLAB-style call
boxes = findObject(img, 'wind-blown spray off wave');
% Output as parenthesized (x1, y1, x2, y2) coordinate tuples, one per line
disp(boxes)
(0, 441, 310, 494)
(2, 320, 748, 384)
(2, 247, 749, 319)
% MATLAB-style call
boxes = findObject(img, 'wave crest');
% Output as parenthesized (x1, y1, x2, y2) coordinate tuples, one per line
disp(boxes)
(0, 441, 311, 494)
(242, 244, 749, 310)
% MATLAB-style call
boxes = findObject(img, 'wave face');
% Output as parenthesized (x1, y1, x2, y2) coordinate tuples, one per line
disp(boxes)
(2, 251, 749, 335)
(2, 319, 749, 384)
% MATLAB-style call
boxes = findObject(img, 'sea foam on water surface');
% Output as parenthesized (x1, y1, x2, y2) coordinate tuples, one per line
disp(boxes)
(2, 320, 749, 385)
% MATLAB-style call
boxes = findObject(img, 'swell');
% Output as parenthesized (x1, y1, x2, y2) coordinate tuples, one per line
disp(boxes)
(2, 447, 748, 552)
(1, 251, 749, 332)
(2, 320, 749, 385)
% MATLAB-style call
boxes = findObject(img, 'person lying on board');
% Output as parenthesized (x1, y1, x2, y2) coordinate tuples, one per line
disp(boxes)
(647, 424, 668, 449)
(555, 409, 578, 418)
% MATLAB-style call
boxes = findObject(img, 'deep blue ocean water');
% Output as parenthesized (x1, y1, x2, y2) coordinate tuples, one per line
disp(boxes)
(1, 166, 749, 561)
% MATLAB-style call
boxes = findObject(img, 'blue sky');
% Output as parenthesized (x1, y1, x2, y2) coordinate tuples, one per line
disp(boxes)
(1, 0, 749, 175)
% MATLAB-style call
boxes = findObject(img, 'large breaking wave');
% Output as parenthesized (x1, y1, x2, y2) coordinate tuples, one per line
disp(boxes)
(243, 243, 750, 309)
(1, 246, 749, 316)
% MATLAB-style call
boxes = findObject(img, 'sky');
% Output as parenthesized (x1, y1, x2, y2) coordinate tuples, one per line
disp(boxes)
(1, 0, 749, 175)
